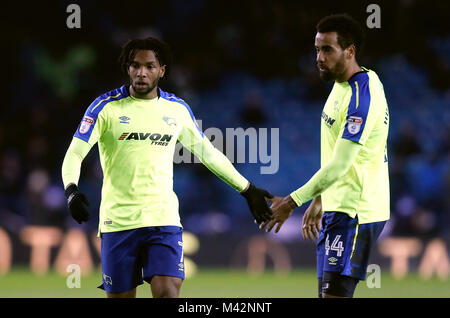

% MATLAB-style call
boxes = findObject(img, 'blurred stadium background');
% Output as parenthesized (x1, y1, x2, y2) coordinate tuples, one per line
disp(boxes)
(1, 0, 449, 297)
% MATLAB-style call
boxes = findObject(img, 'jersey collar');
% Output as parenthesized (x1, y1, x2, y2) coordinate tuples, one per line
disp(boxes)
(348, 67, 369, 83)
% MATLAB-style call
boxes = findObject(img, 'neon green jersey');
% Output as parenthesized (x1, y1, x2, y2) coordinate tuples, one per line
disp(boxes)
(319, 68, 390, 224)
(67, 85, 248, 234)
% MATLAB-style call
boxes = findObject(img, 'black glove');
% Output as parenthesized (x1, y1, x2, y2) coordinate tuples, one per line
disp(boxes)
(241, 183, 274, 224)
(65, 184, 90, 224)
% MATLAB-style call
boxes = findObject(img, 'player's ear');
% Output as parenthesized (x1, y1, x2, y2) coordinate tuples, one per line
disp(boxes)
(346, 44, 356, 59)
(159, 65, 166, 79)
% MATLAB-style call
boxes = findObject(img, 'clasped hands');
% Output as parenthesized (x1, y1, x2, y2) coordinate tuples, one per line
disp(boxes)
(258, 195, 323, 240)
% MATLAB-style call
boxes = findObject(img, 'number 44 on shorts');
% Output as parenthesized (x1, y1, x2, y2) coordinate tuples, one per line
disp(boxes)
(325, 234, 344, 257)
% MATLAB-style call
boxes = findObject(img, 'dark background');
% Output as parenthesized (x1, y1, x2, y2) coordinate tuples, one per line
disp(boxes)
(1, 0, 449, 269)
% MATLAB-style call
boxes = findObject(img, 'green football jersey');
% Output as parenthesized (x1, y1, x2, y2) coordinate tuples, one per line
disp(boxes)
(72, 85, 248, 234)
(320, 68, 390, 224)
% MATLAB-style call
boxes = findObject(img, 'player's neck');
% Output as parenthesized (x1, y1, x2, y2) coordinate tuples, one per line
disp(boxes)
(336, 62, 362, 83)
(129, 85, 159, 100)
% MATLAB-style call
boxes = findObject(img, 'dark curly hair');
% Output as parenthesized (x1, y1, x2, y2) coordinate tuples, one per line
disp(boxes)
(118, 37, 173, 80)
(316, 13, 365, 58)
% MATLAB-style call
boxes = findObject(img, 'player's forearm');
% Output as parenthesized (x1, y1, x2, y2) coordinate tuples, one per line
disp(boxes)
(290, 139, 361, 206)
(202, 145, 249, 192)
(179, 126, 249, 192)
(61, 137, 92, 188)
(192, 138, 249, 192)
(290, 163, 340, 206)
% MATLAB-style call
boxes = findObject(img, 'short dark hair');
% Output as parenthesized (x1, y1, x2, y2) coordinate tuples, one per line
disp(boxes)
(316, 13, 365, 58)
(118, 37, 172, 79)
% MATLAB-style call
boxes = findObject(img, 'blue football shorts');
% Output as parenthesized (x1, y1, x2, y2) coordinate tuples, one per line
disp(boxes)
(317, 212, 386, 281)
(98, 226, 185, 293)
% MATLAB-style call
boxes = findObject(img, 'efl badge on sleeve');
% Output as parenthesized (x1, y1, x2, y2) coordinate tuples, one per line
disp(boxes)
(347, 116, 363, 134)
(79, 116, 94, 134)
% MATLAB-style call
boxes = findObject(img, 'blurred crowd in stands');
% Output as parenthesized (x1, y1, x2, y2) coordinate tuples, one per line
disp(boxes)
(1, 0, 449, 240)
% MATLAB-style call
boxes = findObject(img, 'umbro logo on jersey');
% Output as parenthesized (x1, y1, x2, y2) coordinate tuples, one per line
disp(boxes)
(328, 257, 338, 265)
(119, 116, 130, 124)
(162, 116, 177, 126)
(118, 132, 173, 146)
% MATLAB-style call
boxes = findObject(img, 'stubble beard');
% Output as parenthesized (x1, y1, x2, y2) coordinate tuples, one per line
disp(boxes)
(132, 77, 159, 97)
(319, 58, 346, 82)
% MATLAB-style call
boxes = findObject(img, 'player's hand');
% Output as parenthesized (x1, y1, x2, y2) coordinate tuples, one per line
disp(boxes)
(259, 195, 298, 233)
(64, 184, 90, 224)
(301, 197, 323, 240)
(241, 183, 274, 224)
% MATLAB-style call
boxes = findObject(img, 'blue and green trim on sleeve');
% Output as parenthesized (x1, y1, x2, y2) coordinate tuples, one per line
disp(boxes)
(342, 71, 371, 143)
(74, 85, 128, 142)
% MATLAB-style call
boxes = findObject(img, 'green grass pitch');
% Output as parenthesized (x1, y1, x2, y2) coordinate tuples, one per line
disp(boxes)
(0, 267, 448, 298)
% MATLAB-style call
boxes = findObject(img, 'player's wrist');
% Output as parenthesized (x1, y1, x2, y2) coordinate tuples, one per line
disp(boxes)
(285, 195, 299, 209)
(289, 192, 303, 208)
(241, 182, 255, 197)
(240, 181, 251, 194)
(64, 183, 79, 198)
(65, 184, 85, 208)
